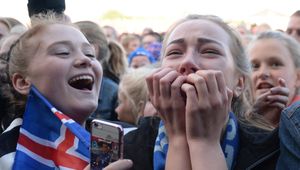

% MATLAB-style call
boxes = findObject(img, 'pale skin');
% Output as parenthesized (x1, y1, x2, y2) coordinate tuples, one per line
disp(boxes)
(146, 19, 245, 170)
(12, 24, 102, 124)
(251, 78, 289, 126)
(84, 159, 133, 170)
(249, 38, 300, 127)
(6, 22, 133, 170)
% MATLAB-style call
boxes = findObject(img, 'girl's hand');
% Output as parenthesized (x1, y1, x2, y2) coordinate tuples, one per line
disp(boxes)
(147, 68, 192, 170)
(253, 78, 289, 114)
(181, 70, 233, 143)
(181, 70, 231, 170)
(84, 160, 133, 170)
(146, 67, 187, 139)
(252, 78, 289, 126)
(104, 159, 133, 170)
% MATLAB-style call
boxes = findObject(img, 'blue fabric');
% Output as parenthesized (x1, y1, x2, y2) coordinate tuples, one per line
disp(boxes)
(221, 112, 239, 170)
(145, 42, 162, 61)
(277, 101, 300, 169)
(128, 47, 156, 65)
(91, 77, 118, 121)
(153, 112, 239, 170)
(13, 86, 90, 169)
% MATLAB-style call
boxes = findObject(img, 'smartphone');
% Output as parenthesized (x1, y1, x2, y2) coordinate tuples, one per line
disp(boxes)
(90, 119, 124, 170)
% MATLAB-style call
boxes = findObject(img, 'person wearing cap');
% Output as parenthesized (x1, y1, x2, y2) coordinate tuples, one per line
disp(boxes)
(27, 0, 70, 25)
(128, 47, 156, 69)
(27, 0, 65, 17)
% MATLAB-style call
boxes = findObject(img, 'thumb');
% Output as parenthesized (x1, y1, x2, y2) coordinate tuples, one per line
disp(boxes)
(104, 159, 133, 170)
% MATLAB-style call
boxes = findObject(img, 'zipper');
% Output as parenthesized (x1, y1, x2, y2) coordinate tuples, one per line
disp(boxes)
(246, 149, 280, 170)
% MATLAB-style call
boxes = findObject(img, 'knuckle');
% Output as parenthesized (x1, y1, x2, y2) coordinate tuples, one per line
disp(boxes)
(171, 83, 180, 91)
(160, 77, 170, 86)
(186, 85, 195, 93)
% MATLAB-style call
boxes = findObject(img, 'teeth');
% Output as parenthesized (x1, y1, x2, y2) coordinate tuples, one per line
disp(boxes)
(69, 75, 93, 84)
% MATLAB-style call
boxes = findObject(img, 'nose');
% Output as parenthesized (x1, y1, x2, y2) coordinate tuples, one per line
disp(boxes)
(178, 51, 199, 75)
(257, 64, 270, 79)
(74, 53, 92, 68)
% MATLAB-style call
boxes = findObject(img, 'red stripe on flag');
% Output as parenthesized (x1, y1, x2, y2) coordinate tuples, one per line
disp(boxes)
(54, 111, 71, 121)
(18, 130, 88, 169)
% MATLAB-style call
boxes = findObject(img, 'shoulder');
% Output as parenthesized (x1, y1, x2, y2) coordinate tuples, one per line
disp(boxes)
(99, 77, 118, 93)
(236, 122, 279, 169)
(281, 100, 300, 121)
(124, 116, 160, 143)
(238, 122, 279, 147)
(277, 102, 300, 169)
(101, 77, 118, 89)
(279, 101, 300, 144)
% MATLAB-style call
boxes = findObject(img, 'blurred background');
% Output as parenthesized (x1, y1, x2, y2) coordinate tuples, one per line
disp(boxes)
(0, 0, 299, 34)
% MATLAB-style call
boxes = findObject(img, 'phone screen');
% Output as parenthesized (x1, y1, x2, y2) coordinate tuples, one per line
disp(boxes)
(90, 120, 123, 170)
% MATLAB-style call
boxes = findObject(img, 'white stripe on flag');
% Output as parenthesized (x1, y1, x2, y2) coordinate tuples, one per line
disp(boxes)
(20, 126, 67, 149)
(66, 137, 89, 162)
(16, 144, 56, 168)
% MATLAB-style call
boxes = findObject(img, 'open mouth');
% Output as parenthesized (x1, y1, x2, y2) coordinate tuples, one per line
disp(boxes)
(68, 75, 94, 91)
(257, 83, 273, 90)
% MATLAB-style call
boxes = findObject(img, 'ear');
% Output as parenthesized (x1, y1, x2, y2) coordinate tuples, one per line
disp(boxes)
(11, 73, 31, 95)
(233, 76, 245, 98)
(295, 68, 300, 88)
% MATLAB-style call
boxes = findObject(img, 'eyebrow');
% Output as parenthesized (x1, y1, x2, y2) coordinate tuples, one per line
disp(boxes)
(48, 41, 92, 49)
(167, 37, 222, 46)
(197, 38, 222, 46)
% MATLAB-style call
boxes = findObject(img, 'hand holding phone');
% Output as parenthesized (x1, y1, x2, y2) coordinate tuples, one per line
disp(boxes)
(90, 119, 124, 170)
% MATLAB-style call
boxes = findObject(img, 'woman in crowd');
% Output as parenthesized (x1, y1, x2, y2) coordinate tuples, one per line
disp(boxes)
(147, 14, 279, 170)
(247, 31, 300, 128)
(0, 13, 131, 170)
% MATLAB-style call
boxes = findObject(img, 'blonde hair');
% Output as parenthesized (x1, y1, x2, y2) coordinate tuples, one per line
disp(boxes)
(162, 14, 252, 116)
(162, 14, 276, 130)
(118, 67, 154, 124)
(244, 31, 300, 130)
(9, 12, 72, 78)
(248, 31, 300, 69)
(5, 12, 74, 118)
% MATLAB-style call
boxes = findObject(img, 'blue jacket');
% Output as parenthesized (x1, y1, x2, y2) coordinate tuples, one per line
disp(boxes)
(90, 77, 118, 121)
(277, 101, 300, 169)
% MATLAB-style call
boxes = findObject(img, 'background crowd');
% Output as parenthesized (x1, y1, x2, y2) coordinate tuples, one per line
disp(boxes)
(0, 0, 300, 170)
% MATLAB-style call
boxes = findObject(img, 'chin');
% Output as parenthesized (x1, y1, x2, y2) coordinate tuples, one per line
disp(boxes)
(67, 103, 97, 123)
